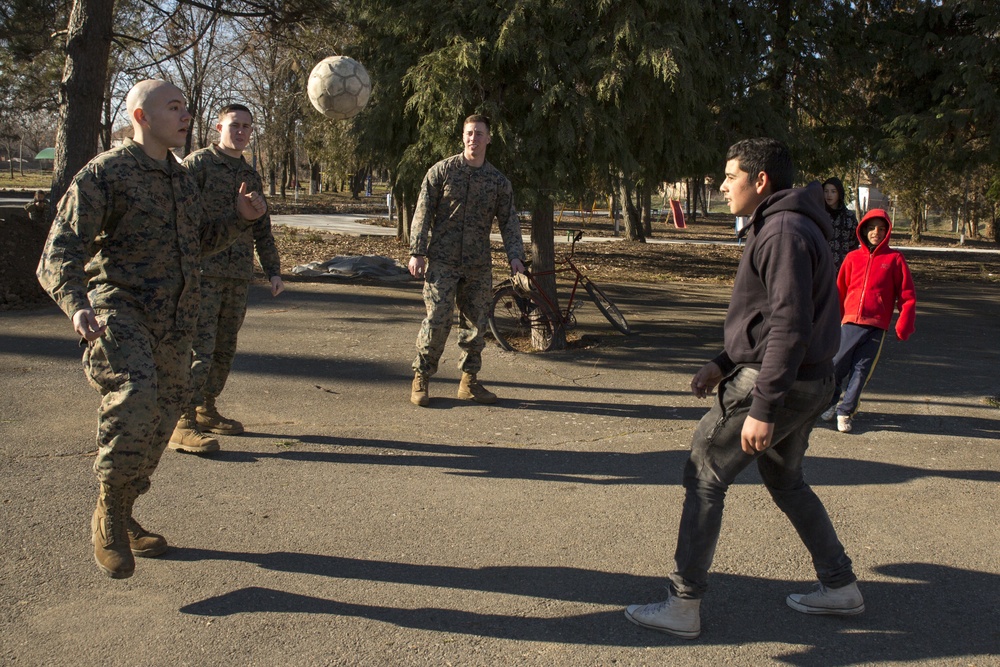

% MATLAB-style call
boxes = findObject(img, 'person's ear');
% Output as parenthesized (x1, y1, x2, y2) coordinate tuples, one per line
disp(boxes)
(754, 171, 770, 196)
(133, 107, 148, 127)
(216, 122, 224, 133)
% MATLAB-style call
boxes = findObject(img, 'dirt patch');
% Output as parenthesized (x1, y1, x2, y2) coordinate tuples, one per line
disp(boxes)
(6, 207, 999, 312)
(270, 213, 1000, 288)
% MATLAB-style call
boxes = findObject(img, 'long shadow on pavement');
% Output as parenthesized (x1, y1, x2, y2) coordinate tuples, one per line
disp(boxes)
(169, 553, 998, 665)
(211, 436, 1000, 486)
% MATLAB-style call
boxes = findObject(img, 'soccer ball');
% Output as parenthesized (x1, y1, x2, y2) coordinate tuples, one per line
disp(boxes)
(307, 56, 371, 120)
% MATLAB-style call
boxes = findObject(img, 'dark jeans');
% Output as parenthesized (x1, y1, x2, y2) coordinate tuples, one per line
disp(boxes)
(669, 367, 856, 599)
(831, 323, 886, 417)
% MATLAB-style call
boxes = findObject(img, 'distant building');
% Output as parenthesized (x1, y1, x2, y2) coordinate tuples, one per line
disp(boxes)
(110, 125, 133, 148)
(857, 184, 891, 213)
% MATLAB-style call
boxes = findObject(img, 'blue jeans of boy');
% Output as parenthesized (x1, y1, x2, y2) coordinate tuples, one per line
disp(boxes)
(669, 367, 856, 599)
(831, 323, 886, 417)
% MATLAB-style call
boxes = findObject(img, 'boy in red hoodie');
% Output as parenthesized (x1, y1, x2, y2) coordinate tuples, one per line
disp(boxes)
(821, 209, 916, 432)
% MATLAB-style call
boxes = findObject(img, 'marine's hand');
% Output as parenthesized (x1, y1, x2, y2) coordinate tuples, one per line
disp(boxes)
(510, 258, 525, 274)
(270, 275, 285, 296)
(741, 416, 774, 455)
(690, 361, 723, 398)
(408, 255, 427, 279)
(236, 181, 267, 221)
(72, 308, 106, 341)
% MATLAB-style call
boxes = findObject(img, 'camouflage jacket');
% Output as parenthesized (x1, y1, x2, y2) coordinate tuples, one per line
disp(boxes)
(183, 144, 280, 281)
(36, 139, 254, 332)
(409, 154, 525, 269)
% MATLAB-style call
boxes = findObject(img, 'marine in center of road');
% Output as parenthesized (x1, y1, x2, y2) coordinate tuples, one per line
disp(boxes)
(406, 114, 526, 407)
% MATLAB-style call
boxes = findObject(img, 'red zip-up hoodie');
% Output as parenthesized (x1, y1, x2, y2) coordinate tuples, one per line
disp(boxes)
(836, 209, 916, 340)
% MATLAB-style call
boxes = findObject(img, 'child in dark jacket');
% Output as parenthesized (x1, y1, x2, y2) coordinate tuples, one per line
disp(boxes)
(821, 209, 916, 432)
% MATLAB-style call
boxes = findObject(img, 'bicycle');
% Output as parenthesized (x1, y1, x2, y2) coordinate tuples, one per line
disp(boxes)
(488, 230, 632, 352)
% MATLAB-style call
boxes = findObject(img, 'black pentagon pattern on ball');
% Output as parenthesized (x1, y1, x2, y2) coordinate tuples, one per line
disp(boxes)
(307, 56, 372, 121)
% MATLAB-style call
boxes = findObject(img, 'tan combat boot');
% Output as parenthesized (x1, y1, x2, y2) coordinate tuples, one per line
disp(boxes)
(92, 483, 135, 579)
(196, 397, 244, 435)
(411, 372, 430, 406)
(123, 482, 168, 558)
(458, 373, 497, 404)
(168, 412, 220, 454)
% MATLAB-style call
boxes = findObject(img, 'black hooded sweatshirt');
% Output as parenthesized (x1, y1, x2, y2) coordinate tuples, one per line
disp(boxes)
(712, 181, 841, 422)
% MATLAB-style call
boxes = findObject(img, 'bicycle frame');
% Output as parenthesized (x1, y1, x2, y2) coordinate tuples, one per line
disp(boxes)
(488, 230, 631, 352)
(520, 231, 588, 326)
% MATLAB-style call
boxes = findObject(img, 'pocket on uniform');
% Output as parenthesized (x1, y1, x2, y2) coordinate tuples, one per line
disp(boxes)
(82, 324, 129, 393)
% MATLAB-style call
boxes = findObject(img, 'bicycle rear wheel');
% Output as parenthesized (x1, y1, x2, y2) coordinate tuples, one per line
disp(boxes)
(584, 281, 632, 334)
(488, 284, 558, 352)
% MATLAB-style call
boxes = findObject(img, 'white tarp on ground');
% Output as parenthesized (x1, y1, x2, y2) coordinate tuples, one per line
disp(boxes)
(290, 254, 410, 281)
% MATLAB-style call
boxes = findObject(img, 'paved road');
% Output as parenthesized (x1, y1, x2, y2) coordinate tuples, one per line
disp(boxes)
(1, 276, 998, 666)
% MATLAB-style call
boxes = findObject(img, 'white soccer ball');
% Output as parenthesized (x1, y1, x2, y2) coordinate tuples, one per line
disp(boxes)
(307, 55, 371, 120)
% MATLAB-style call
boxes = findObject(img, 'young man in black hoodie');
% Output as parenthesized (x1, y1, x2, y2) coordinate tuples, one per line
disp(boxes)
(625, 138, 863, 639)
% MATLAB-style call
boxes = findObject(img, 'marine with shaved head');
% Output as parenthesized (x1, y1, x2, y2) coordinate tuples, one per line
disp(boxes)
(37, 79, 267, 579)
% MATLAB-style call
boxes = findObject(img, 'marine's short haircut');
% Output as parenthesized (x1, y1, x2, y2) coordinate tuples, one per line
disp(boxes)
(726, 138, 794, 192)
(218, 103, 253, 122)
(464, 114, 491, 132)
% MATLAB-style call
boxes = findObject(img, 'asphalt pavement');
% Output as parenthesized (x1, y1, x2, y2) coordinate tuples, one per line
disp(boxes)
(1, 270, 998, 665)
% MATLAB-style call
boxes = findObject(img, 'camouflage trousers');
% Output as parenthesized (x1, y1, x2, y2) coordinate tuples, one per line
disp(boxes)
(189, 275, 249, 408)
(413, 263, 493, 376)
(83, 308, 193, 491)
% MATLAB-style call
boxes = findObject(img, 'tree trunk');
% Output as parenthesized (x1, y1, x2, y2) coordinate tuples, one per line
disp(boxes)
(688, 177, 699, 225)
(100, 75, 113, 151)
(350, 167, 369, 199)
(279, 157, 287, 200)
(49, 0, 115, 220)
(183, 90, 199, 156)
(530, 194, 566, 350)
(309, 161, 320, 194)
(641, 183, 652, 237)
(908, 202, 922, 242)
(395, 184, 417, 244)
(621, 180, 646, 242)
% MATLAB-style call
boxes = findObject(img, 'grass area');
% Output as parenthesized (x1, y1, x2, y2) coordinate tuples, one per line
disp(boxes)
(0, 171, 53, 191)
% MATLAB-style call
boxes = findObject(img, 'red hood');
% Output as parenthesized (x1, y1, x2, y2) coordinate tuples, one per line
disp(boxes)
(856, 208, 893, 251)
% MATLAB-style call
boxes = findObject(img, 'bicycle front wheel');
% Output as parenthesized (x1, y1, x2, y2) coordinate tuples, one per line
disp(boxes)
(488, 285, 558, 352)
(584, 281, 632, 334)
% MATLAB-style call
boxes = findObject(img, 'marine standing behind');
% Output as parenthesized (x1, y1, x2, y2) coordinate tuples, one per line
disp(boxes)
(36, 80, 266, 579)
(168, 103, 283, 455)
(23, 190, 49, 223)
(407, 114, 526, 406)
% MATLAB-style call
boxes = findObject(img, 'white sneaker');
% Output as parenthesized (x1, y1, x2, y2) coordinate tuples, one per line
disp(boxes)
(624, 594, 701, 639)
(820, 406, 836, 422)
(837, 415, 852, 433)
(787, 581, 865, 615)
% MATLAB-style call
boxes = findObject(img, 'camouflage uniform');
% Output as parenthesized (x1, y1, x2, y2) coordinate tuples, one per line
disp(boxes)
(36, 139, 254, 492)
(183, 145, 280, 408)
(23, 199, 48, 223)
(410, 154, 525, 375)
